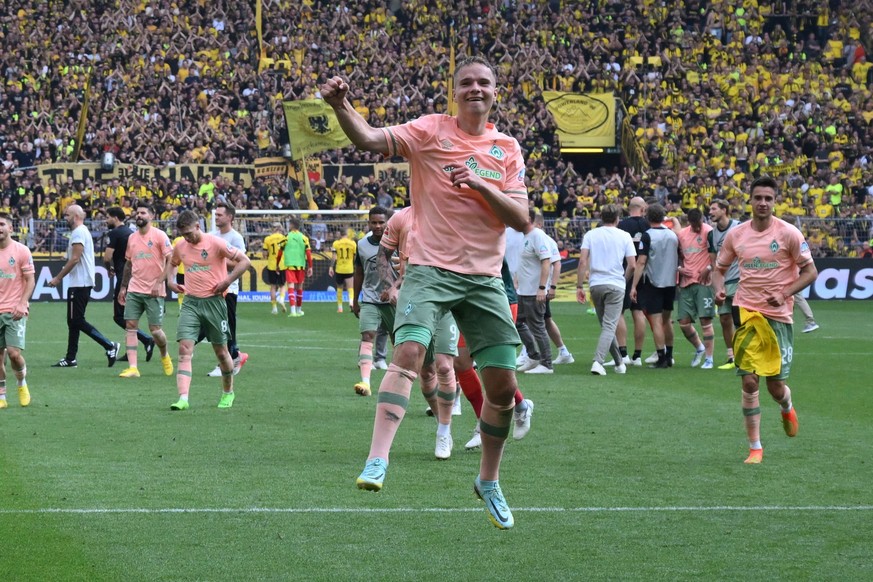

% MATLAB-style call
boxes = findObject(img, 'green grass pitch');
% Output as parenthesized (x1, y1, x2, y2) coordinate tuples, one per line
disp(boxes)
(1, 299, 871, 581)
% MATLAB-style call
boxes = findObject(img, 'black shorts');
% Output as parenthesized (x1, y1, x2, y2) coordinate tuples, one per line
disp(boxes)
(266, 269, 285, 286)
(623, 284, 643, 311)
(334, 271, 353, 286)
(544, 298, 552, 319)
(637, 282, 676, 315)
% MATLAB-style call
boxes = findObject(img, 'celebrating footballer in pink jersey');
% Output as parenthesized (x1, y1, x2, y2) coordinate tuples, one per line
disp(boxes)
(323, 56, 529, 529)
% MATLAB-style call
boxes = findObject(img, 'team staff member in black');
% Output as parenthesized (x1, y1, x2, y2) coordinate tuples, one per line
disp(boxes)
(615, 196, 650, 366)
(629, 203, 680, 369)
(104, 206, 155, 362)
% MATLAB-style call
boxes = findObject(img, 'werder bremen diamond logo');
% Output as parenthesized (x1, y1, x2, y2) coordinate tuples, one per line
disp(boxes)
(770, 240, 779, 253)
(8, 257, 14, 266)
(201, 250, 209, 260)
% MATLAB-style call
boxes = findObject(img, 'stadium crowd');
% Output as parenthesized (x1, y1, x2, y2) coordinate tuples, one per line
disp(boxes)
(1, 0, 872, 256)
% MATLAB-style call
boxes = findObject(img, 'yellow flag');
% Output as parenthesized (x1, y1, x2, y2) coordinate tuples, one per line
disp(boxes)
(543, 91, 616, 148)
(282, 100, 352, 160)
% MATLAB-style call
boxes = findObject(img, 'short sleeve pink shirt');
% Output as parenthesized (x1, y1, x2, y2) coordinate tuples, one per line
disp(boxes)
(0, 241, 35, 314)
(126, 226, 173, 294)
(382, 205, 412, 254)
(717, 218, 813, 323)
(677, 223, 713, 286)
(381, 114, 528, 277)
(171, 233, 240, 299)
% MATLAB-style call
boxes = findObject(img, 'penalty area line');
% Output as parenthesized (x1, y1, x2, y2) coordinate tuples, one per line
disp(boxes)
(1, 505, 872, 515)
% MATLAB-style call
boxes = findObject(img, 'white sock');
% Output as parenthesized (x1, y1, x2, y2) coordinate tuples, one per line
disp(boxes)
(436, 423, 451, 438)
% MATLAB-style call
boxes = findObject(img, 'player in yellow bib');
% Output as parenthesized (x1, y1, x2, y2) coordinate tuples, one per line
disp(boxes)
(330, 232, 357, 313)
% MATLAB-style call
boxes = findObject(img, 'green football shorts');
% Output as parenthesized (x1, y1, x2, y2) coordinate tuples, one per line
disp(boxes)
(394, 265, 519, 361)
(718, 280, 739, 316)
(177, 295, 228, 344)
(736, 316, 794, 380)
(0, 313, 26, 350)
(359, 302, 395, 337)
(124, 291, 165, 326)
(677, 283, 716, 322)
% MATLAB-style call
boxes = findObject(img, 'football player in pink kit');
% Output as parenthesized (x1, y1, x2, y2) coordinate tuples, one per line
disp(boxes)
(713, 176, 817, 464)
(0, 213, 35, 408)
(165, 210, 251, 411)
(676, 208, 716, 369)
(379, 206, 459, 460)
(323, 56, 529, 529)
(117, 203, 174, 378)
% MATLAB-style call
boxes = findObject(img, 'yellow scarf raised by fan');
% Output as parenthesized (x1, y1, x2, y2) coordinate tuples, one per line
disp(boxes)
(733, 307, 782, 377)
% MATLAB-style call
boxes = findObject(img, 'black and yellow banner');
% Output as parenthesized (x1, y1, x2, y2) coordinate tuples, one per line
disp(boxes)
(282, 100, 352, 160)
(544, 91, 616, 148)
(37, 162, 256, 188)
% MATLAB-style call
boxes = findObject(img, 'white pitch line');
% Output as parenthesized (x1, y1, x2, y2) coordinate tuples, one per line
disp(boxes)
(1, 505, 871, 515)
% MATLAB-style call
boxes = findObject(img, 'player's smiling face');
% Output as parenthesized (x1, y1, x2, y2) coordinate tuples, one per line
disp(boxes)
(454, 63, 495, 114)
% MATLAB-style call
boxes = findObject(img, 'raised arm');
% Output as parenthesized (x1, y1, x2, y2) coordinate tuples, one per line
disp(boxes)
(320, 76, 388, 155)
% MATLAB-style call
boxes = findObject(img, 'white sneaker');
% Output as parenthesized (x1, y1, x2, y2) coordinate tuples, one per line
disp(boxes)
(271, 307, 278, 315)
(701, 358, 714, 369)
(515, 349, 528, 366)
(604, 355, 631, 367)
(513, 399, 534, 439)
(207, 365, 222, 377)
(516, 357, 540, 372)
(373, 359, 388, 370)
(591, 361, 607, 376)
(614, 363, 627, 374)
(452, 394, 462, 416)
(435, 434, 453, 459)
(803, 323, 820, 333)
(691, 348, 705, 368)
(644, 352, 659, 364)
(465, 425, 482, 450)
(525, 364, 554, 374)
(553, 352, 575, 365)
(630, 357, 643, 367)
